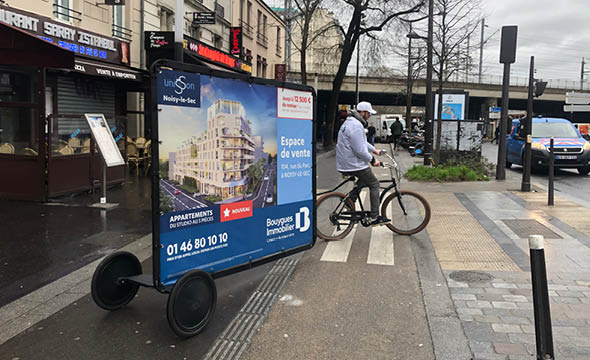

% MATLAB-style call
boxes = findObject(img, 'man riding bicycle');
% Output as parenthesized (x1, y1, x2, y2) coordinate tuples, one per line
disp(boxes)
(336, 101, 390, 226)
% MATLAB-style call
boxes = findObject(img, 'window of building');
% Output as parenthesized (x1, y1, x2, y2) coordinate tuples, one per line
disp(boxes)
(215, 2, 225, 18)
(257, 10, 262, 35)
(263, 15, 267, 37)
(191, 25, 201, 40)
(53, 0, 70, 21)
(214, 34, 223, 49)
(276, 27, 282, 54)
(239, 0, 244, 23)
(247, 2, 252, 24)
(262, 58, 267, 78)
(112, 5, 126, 39)
(160, 7, 174, 31)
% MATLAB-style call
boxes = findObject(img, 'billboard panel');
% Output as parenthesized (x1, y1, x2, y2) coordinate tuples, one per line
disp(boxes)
(155, 68, 314, 286)
(434, 93, 467, 120)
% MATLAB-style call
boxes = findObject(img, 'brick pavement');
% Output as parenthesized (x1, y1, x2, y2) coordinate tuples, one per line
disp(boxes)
(424, 189, 590, 360)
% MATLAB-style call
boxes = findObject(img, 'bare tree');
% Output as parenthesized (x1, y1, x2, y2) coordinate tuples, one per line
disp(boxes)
(289, 0, 344, 84)
(431, 0, 482, 162)
(322, 0, 424, 148)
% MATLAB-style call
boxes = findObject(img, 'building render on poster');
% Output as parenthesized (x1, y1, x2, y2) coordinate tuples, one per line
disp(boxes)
(172, 99, 257, 200)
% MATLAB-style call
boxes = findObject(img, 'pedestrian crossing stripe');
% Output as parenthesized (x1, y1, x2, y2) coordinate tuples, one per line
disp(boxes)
(319, 189, 395, 266)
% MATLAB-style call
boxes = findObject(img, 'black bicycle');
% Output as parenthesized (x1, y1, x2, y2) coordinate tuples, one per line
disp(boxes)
(316, 151, 431, 241)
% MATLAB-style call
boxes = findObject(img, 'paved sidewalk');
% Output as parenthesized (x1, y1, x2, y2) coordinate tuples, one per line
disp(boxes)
(399, 150, 590, 359)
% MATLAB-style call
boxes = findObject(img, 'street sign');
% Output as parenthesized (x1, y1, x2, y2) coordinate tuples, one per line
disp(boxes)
(564, 104, 590, 112)
(192, 12, 215, 25)
(565, 92, 590, 105)
(489, 107, 501, 113)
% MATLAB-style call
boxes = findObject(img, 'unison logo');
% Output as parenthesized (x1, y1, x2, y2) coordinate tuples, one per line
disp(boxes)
(163, 75, 196, 95)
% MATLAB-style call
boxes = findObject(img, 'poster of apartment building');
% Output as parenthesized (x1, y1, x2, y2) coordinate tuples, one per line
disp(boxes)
(155, 68, 314, 285)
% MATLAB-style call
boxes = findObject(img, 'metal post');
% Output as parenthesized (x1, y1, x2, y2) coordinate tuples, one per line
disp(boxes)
(101, 160, 107, 204)
(355, 37, 360, 105)
(174, 0, 184, 62)
(581, 57, 585, 91)
(423, 0, 434, 165)
(478, 19, 485, 83)
(496, 62, 511, 179)
(529, 235, 554, 360)
(285, 0, 292, 71)
(548, 137, 554, 206)
(522, 56, 534, 192)
(406, 24, 413, 128)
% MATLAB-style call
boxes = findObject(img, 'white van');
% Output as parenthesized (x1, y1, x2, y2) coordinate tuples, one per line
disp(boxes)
(375, 114, 405, 143)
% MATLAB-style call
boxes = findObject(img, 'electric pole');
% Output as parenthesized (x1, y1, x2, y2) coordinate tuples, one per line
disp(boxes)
(478, 18, 485, 83)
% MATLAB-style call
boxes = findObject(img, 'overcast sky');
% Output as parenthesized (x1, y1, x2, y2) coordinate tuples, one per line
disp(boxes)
(266, 0, 589, 83)
(481, 0, 590, 83)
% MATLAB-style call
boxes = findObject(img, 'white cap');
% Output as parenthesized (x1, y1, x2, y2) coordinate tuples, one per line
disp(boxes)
(356, 101, 377, 114)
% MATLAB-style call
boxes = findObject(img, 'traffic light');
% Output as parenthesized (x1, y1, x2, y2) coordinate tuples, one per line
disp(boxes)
(534, 80, 547, 97)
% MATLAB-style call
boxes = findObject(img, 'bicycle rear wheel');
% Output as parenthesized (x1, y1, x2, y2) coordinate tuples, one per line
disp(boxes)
(316, 192, 355, 241)
(381, 190, 431, 235)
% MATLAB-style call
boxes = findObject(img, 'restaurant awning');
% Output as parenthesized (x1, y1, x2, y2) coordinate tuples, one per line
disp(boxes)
(73, 59, 145, 82)
(0, 21, 74, 68)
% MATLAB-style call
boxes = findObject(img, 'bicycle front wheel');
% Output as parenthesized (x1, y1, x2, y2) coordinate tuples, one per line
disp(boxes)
(381, 190, 431, 235)
(316, 192, 355, 241)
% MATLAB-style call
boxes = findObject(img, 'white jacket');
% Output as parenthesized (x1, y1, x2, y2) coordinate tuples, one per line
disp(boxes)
(336, 111, 375, 172)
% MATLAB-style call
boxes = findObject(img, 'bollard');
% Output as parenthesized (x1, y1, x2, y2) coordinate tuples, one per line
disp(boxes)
(529, 235, 554, 360)
(548, 138, 554, 206)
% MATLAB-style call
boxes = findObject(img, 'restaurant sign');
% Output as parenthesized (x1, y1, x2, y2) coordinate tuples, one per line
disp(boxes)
(0, 4, 130, 66)
(183, 36, 252, 74)
(229, 27, 242, 58)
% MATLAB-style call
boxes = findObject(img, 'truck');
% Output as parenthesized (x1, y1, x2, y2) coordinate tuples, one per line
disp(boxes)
(375, 114, 405, 143)
(506, 117, 590, 175)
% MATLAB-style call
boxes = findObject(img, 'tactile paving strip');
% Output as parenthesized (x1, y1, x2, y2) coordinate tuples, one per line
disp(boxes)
(425, 192, 520, 272)
(502, 219, 563, 239)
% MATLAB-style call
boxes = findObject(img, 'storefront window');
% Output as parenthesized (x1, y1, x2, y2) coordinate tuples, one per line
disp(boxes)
(0, 67, 40, 156)
(0, 108, 39, 155)
(49, 115, 126, 157)
(0, 68, 38, 103)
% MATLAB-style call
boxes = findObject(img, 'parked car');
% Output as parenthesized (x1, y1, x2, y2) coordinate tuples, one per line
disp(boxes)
(506, 117, 590, 175)
(266, 193, 273, 204)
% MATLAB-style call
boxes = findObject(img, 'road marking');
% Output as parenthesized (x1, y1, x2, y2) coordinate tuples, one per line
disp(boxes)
(320, 190, 367, 263)
(320, 229, 355, 262)
(367, 226, 395, 266)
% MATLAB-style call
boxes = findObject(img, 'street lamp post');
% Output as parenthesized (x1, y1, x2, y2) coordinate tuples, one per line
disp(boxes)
(424, 0, 434, 166)
(406, 24, 414, 129)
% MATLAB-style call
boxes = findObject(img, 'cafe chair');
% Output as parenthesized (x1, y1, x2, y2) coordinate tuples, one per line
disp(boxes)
(68, 137, 81, 149)
(23, 147, 38, 156)
(55, 140, 74, 156)
(0, 143, 15, 154)
(126, 142, 143, 175)
(135, 137, 146, 147)
(143, 140, 152, 176)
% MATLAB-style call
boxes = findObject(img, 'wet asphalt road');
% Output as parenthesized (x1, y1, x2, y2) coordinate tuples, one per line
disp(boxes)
(482, 142, 590, 204)
(1, 258, 274, 360)
(0, 176, 152, 307)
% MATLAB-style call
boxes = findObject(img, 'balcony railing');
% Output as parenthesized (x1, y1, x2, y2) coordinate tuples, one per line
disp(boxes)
(240, 20, 254, 38)
(256, 33, 268, 48)
(112, 24, 133, 41)
(52, 3, 82, 22)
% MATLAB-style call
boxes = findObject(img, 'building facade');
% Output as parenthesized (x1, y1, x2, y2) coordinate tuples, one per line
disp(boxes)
(0, 0, 147, 200)
(232, 0, 286, 79)
(172, 99, 255, 200)
(286, 7, 343, 76)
